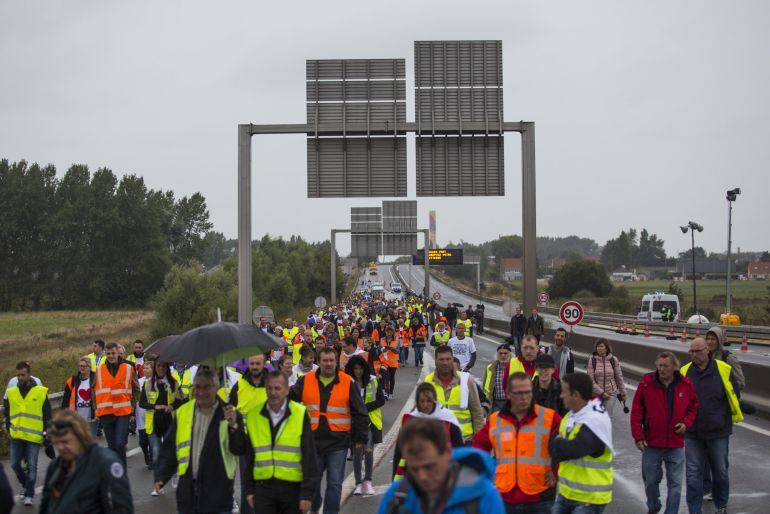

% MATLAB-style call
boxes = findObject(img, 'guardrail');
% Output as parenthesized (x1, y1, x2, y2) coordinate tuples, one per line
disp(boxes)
(425, 269, 770, 346)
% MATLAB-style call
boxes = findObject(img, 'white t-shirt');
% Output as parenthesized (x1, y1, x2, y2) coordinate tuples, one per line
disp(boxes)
(135, 377, 147, 430)
(447, 336, 477, 370)
(4, 376, 43, 398)
(75, 379, 93, 421)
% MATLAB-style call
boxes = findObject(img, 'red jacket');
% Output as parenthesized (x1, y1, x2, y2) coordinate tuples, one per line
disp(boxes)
(630, 371, 698, 448)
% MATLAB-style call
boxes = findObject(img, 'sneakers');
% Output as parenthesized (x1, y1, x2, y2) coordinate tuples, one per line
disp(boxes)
(23, 497, 33, 506)
(704, 492, 713, 502)
(151, 489, 162, 497)
(362, 481, 375, 495)
(715, 508, 727, 514)
(353, 484, 363, 495)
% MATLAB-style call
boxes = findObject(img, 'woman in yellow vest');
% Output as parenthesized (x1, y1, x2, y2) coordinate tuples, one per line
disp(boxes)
(139, 360, 179, 479)
(345, 356, 385, 496)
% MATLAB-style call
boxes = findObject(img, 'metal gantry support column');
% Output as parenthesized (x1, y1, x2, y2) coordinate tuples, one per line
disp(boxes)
(521, 122, 537, 313)
(422, 229, 430, 298)
(330, 229, 337, 305)
(237, 124, 253, 324)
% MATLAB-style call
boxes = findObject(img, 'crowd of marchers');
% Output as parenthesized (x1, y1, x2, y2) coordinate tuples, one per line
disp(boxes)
(0, 289, 747, 514)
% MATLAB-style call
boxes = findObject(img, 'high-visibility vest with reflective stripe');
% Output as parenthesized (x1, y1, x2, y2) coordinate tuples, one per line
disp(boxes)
(489, 405, 555, 494)
(246, 400, 305, 482)
(301, 371, 352, 432)
(283, 327, 299, 341)
(365, 376, 383, 430)
(291, 338, 305, 365)
(681, 360, 743, 424)
(483, 359, 526, 400)
(433, 331, 451, 344)
(457, 318, 472, 332)
(175, 400, 237, 480)
(425, 372, 473, 438)
(65, 376, 87, 412)
(235, 377, 266, 415)
(87, 352, 103, 373)
(557, 414, 613, 505)
(143, 381, 160, 435)
(95, 362, 133, 417)
(382, 339, 400, 368)
(171, 368, 195, 399)
(7, 386, 48, 444)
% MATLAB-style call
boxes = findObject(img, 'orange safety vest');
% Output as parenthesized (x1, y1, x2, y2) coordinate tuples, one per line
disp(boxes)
(301, 370, 352, 432)
(382, 338, 400, 368)
(488, 405, 555, 495)
(65, 377, 78, 411)
(397, 329, 411, 348)
(95, 361, 134, 417)
(414, 325, 428, 341)
(371, 329, 381, 342)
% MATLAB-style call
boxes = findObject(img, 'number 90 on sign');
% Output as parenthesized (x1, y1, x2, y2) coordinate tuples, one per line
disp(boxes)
(559, 301, 584, 326)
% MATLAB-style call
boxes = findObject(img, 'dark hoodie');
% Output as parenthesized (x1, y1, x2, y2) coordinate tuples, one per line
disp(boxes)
(706, 326, 746, 391)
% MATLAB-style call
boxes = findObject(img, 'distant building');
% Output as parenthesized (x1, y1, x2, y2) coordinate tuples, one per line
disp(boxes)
(676, 259, 736, 279)
(610, 266, 638, 282)
(748, 261, 770, 280)
(500, 258, 522, 281)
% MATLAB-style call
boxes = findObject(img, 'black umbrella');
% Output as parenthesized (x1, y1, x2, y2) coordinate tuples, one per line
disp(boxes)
(150, 321, 284, 368)
(144, 335, 179, 358)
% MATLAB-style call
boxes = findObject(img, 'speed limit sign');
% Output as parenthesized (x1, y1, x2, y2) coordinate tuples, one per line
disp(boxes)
(432, 292, 441, 301)
(559, 301, 584, 327)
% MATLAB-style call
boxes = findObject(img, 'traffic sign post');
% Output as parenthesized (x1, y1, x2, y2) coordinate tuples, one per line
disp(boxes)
(559, 301, 584, 332)
(314, 296, 327, 309)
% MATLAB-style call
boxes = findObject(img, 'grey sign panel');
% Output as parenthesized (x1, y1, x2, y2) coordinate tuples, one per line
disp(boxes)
(307, 58, 407, 198)
(351, 207, 382, 233)
(414, 41, 504, 197)
(383, 234, 417, 256)
(416, 135, 504, 196)
(307, 137, 407, 197)
(351, 234, 382, 257)
(382, 200, 417, 233)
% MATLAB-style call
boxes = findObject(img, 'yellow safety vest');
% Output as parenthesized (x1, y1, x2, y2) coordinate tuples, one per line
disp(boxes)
(246, 400, 305, 482)
(681, 360, 743, 424)
(365, 376, 383, 430)
(457, 318, 472, 332)
(143, 381, 159, 436)
(557, 414, 613, 505)
(483, 359, 526, 400)
(175, 400, 237, 480)
(425, 372, 473, 438)
(87, 352, 103, 373)
(235, 377, 266, 415)
(7, 385, 48, 444)
(171, 368, 194, 399)
(433, 331, 451, 344)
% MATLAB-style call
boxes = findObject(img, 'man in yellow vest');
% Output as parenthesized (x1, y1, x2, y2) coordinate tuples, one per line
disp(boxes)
(228, 353, 267, 514)
(86, 339, 106, 372)
(680, 337, 743, 514)
(550, 373, 614, 513)
(230, 370, 319, 514)
(424, 346, 485, 442)
(4, 361, 51, 506)
(153, 367, 245, 513)
(472, 371, 561, 512)
(483, 343, 525, 412)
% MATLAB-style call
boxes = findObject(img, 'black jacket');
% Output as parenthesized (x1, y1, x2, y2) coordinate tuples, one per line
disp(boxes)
(229, 401, 319, 501)
(0, 463, 14, 514)
(40, 444, 133, 514)
(532, 377, 566, 416)
(510, 314, 527, 336)
(290, 371, 369, 454)
(684, 359, 740, 440)
(526, 315, 545, 336)
(155, 399, 245, 513)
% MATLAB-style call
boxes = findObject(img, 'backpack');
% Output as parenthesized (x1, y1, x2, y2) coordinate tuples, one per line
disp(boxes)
(590, 355, 617, 373)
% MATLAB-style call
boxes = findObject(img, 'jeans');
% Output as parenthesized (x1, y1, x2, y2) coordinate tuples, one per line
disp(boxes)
(552, 494, 606, 513)
(387, 368, 397, 395)
(511, 334, 523, 355)
(685, 436, 730, 512)
(399, 347, 409, 364)
(148, 432, 164, 466)
(101, 414, 130, 464)
(504, 500, 551, 513)
(313, 448, 347, 514)
(139, 429, 151, 466)
(413, 346, 424, 366)
(10, 439, 40, 498)
(641, 446, 684, 514)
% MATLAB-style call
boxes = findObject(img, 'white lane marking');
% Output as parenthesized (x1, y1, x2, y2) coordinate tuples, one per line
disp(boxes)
(340, 352, 434, 505)
(475, 333, 770, 438)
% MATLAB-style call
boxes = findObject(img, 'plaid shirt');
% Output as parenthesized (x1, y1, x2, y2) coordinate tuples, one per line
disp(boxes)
(493, 361, 507, 400)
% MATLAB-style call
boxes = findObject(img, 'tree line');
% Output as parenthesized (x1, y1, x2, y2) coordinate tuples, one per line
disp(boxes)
(0, 159, 212, 310)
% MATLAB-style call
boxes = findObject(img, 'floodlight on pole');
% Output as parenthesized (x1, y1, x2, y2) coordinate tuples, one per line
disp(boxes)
(726, 188, 740, 314)
(681, 221, 704, 320)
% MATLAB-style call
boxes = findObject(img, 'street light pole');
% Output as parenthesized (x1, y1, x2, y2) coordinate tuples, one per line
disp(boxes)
(681, 221, 704, 320)
(726, 188, 741, 315)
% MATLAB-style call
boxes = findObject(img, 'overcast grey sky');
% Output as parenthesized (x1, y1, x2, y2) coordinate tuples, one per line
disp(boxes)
(2, 1, 768, 257)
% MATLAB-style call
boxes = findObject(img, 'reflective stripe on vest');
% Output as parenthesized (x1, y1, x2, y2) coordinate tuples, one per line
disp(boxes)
(680, 360, 744, 424)
(247, 400, 305, 482)
(175, 400, 237, 480)
(433, 331, 450, 344)
(483, 359, 526, 400)
(488, 405, 555, 495)
(365, 376, 383, 430)
(425, 372, 473, 438)
(7, 386, 48, 444)
(95, 362, 133, 417)
(301, 371, 352, 432)
(557, 414, 613, 505)
(235, 378, 266, 415)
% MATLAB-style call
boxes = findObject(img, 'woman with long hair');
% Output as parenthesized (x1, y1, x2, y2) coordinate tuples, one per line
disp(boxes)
(139, 360, 179, 494)
(587, 338, 628, 415)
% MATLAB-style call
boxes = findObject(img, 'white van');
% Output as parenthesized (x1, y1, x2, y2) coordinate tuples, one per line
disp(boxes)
(637, 292, 680, 322)
(391, 282, 402, 294)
